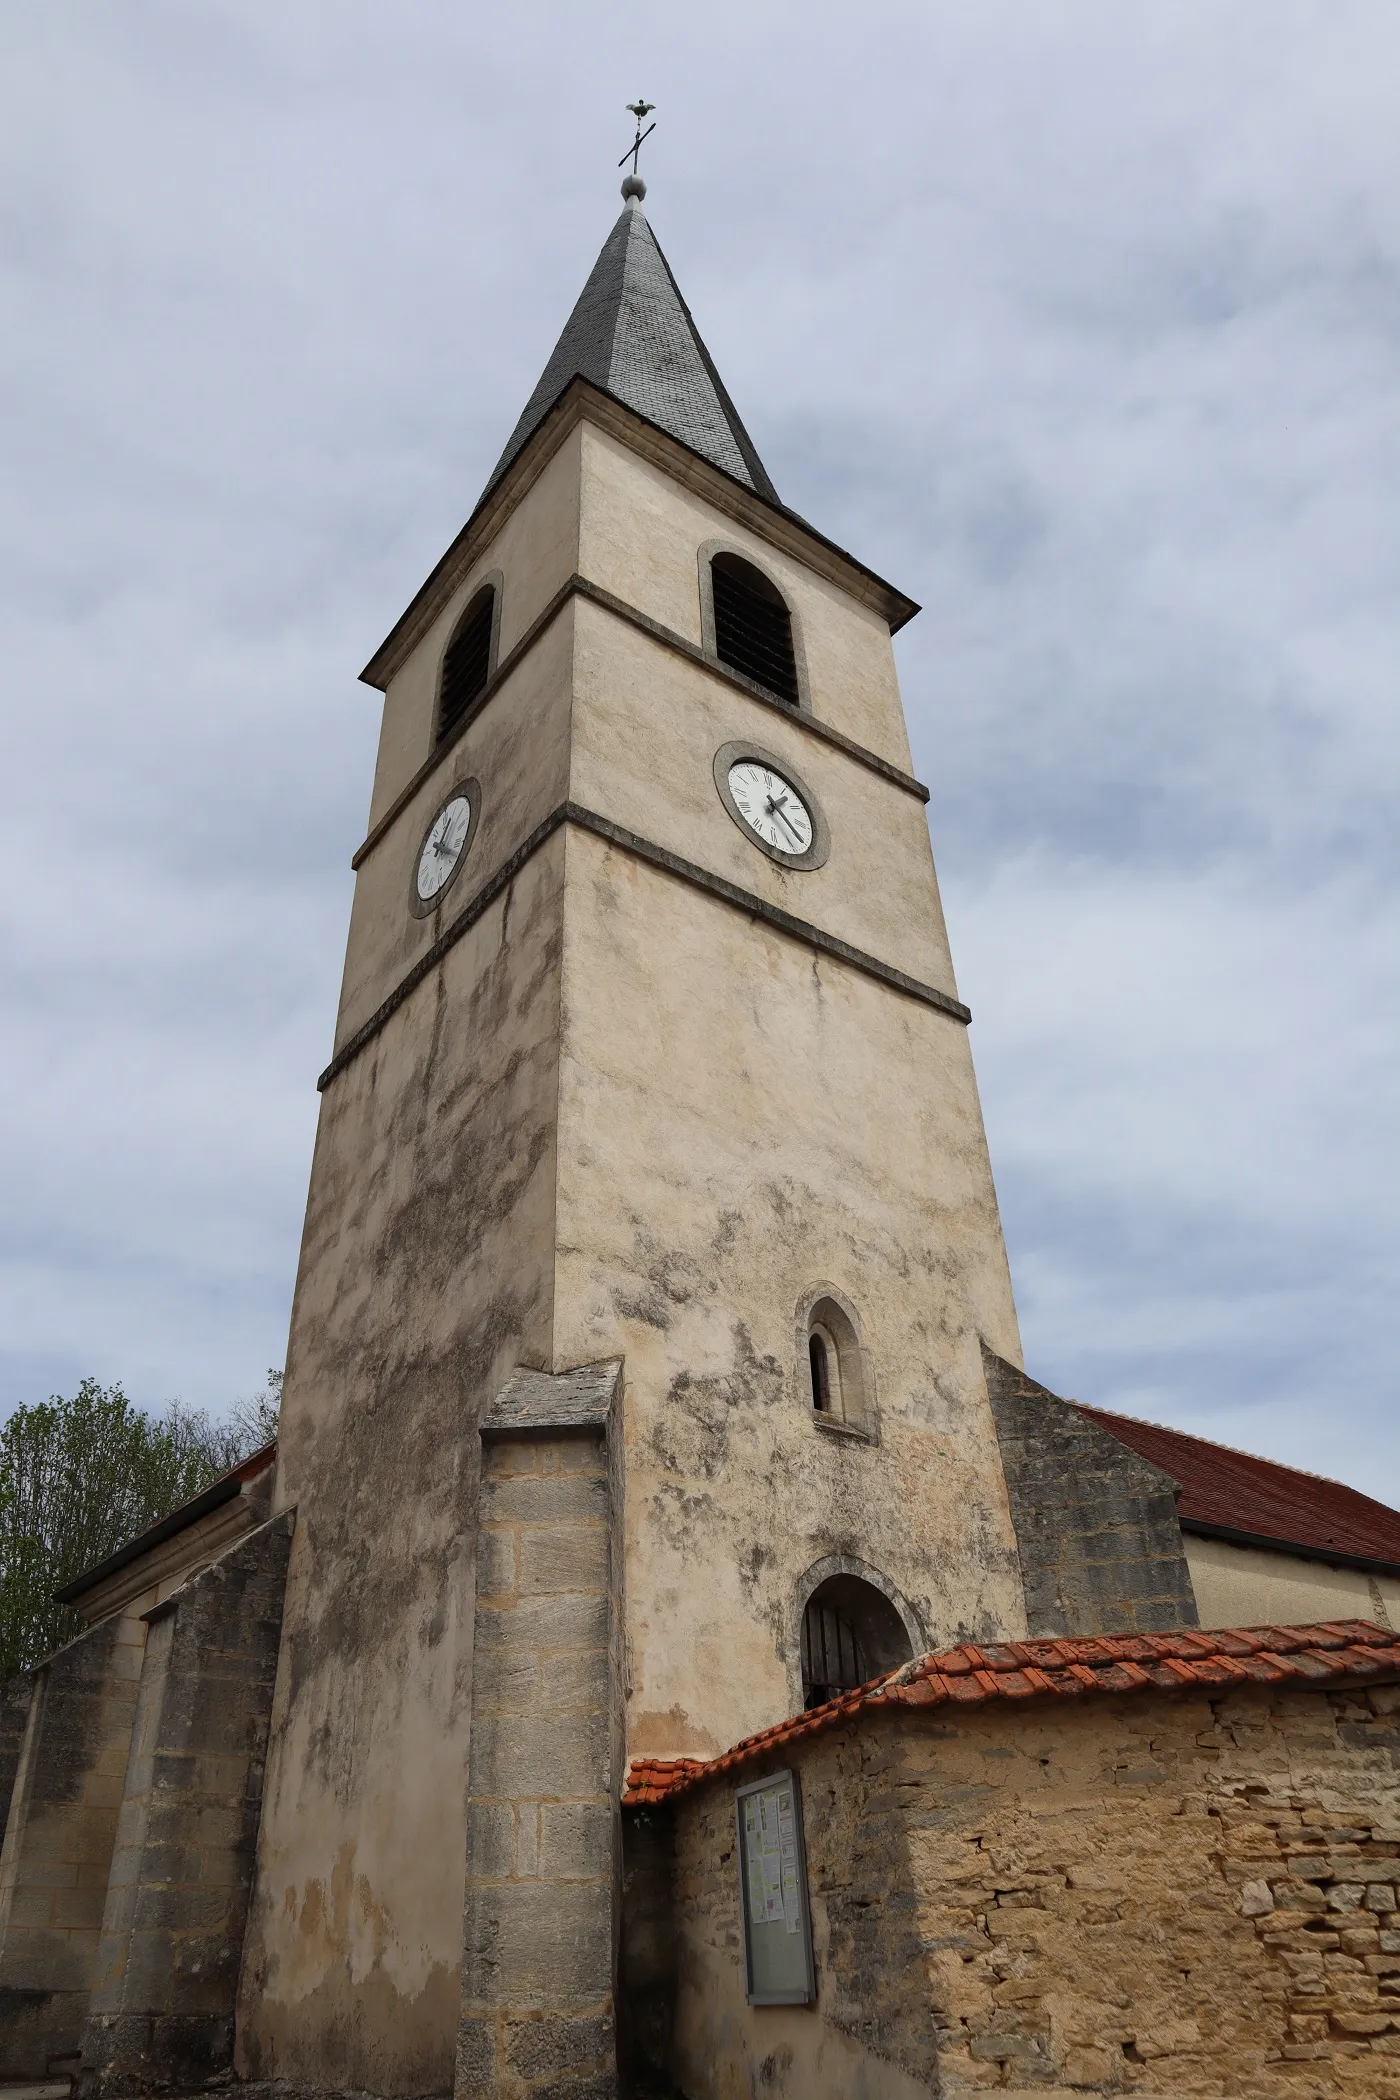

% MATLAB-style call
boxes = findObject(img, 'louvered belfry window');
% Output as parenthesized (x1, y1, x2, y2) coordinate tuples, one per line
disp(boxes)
(711, 554, 799, 706)
(437, 587, 495, 743)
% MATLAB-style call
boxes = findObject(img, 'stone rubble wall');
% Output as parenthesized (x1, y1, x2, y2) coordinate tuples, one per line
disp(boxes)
(654, 1678, 1400, 2097)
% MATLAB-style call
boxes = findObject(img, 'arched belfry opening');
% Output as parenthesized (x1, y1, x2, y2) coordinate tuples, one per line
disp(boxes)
(799, 1568, 915, 1709)
(436, 581, 498, 744)
(709, 551, 799, 706)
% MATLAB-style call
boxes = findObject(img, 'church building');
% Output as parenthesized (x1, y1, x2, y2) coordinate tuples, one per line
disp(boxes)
(2, 169, 1400, 2100)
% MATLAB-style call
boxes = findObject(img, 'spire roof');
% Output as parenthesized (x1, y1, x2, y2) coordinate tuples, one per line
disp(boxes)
(487, 198, 779, 504)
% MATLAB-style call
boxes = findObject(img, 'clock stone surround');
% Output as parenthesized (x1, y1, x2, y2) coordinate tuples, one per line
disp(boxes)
(233, 209, 1028, 2091)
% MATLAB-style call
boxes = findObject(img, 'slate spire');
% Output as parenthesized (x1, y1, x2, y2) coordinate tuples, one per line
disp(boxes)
(488, 195, 779, 504)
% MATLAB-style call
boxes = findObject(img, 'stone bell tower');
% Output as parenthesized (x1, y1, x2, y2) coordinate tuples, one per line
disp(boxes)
(234, 174, 1028, 2092)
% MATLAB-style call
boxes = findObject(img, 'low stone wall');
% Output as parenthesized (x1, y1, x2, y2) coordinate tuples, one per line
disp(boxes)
(644, 1676, 1400, 2097)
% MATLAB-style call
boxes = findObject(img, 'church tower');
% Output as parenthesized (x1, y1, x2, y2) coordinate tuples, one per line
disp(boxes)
(236, 178, 1028, 2091)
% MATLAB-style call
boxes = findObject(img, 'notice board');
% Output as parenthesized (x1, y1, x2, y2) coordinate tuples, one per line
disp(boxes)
(734, 1769, 816, 2005)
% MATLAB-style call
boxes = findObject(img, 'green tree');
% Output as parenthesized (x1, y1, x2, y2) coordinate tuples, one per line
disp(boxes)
(0, 1371, 282, 1680)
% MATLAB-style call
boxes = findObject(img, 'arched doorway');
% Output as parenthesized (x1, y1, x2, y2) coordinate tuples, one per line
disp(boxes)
(799, 1571, 914, 1709)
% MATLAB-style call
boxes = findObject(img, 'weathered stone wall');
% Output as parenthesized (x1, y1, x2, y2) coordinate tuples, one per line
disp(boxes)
(458, 1366, 622, 2099)
(80, 1511, 293, 2095)
(554, 828, 1027, 1762)
(617, 1808, 676, 2093)
(239, 824, 568, 2091)
(238, 374, 1030, 2082)
(984, 1346, 1200, 1638)
(0, 1614, 144, 2077)
(653, 1679, 1400, 2097)
(0, 1672, 34, 1842)
(558, 428, 1028, 1764)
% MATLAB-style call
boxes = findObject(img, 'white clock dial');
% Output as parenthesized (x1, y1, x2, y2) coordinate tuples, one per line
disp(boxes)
(726, 761, 814, 857)
(415, 793, 473, 904)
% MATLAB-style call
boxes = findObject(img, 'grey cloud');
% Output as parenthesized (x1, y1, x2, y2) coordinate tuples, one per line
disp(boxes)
(0, 2, 1394, 1496)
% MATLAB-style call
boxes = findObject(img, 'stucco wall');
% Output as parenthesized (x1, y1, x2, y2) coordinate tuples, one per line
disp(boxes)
(553, 827, 1025, 1760)
(1187, 1534, 1400, 1636)
(366, 424, 584, 833)
(576, 423, 916, 773)
(238, 831, 567, 2093)
(553, 426, 1026, 1768)
(238, 398, 1026, 2085)
(651, 1680, 1400, 2097)
(566, 589, 957, 998)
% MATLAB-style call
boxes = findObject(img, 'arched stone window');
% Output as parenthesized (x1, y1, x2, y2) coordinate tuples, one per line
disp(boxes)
(799, 1568, 915, 1709)
(436, 579, 500, 745)
(802, 1290, 873, 1438)
(705, 551, 800, 706)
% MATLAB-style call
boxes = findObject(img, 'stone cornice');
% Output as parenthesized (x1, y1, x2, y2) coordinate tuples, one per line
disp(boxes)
(350, 573, 928, 876)
(320, 802, 969, 1094)
(358, 377, 920, 693)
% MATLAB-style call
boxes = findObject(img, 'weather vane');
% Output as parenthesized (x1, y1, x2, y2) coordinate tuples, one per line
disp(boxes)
(619, 99, 655, 200)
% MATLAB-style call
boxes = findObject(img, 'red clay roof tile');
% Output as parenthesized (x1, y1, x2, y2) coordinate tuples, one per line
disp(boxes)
(623, 1621, 1400, 1807)
(1078, 1405, 1400, 1568)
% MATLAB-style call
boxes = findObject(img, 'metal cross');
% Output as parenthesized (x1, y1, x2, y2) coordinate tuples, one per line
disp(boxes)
(618, 100, 656, 174)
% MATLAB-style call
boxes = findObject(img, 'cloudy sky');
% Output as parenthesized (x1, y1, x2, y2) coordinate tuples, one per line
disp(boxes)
(1, 4, 1395, 1494)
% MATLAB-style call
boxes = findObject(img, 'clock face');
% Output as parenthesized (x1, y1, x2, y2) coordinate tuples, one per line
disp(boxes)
(727, 760, 815, 857)
(414, 792, 473, 907)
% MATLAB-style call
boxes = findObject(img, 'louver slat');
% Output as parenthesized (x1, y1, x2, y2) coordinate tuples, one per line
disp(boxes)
(437, 590, 495, 743)
(712, 558, 799, 706)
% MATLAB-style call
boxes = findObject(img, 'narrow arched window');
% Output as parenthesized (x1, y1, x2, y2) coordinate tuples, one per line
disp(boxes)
(711, 554, 799, 706)
(800, 1574, 911, 1709)
(808, 1330, 832, 1413)
(437, 586, 496, 744)
(804, 1295, 870, 1435)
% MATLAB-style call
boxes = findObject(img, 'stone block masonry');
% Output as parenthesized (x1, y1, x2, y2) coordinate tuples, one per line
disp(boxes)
(650, 1672, 1400, 2097)
(457, 1361, 624, 2100)
(0, 1613, 145, 2078)
(78, 1510, 294, 2097)
(983, 1343, 1200, 1637)
(0, 1672, 34, 1842)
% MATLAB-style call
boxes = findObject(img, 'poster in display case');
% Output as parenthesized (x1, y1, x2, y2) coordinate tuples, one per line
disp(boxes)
(734, 1768, 816, 2006)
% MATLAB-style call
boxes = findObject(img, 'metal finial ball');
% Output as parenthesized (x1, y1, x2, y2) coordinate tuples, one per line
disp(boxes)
(621, 171, 647, 202)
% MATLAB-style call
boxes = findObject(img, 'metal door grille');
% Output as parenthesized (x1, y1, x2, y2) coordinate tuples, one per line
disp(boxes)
(801, 1600, 867, 1709)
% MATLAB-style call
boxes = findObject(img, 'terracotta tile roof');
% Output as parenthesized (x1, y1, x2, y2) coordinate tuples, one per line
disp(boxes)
(1078, 1406, 1400, 1569)
(624, 1621, 1400, 1807)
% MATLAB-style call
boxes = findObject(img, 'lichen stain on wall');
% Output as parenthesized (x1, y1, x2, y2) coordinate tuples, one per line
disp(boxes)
(552, 831, 1027, 1758)
(239, 843, 568, 2090)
